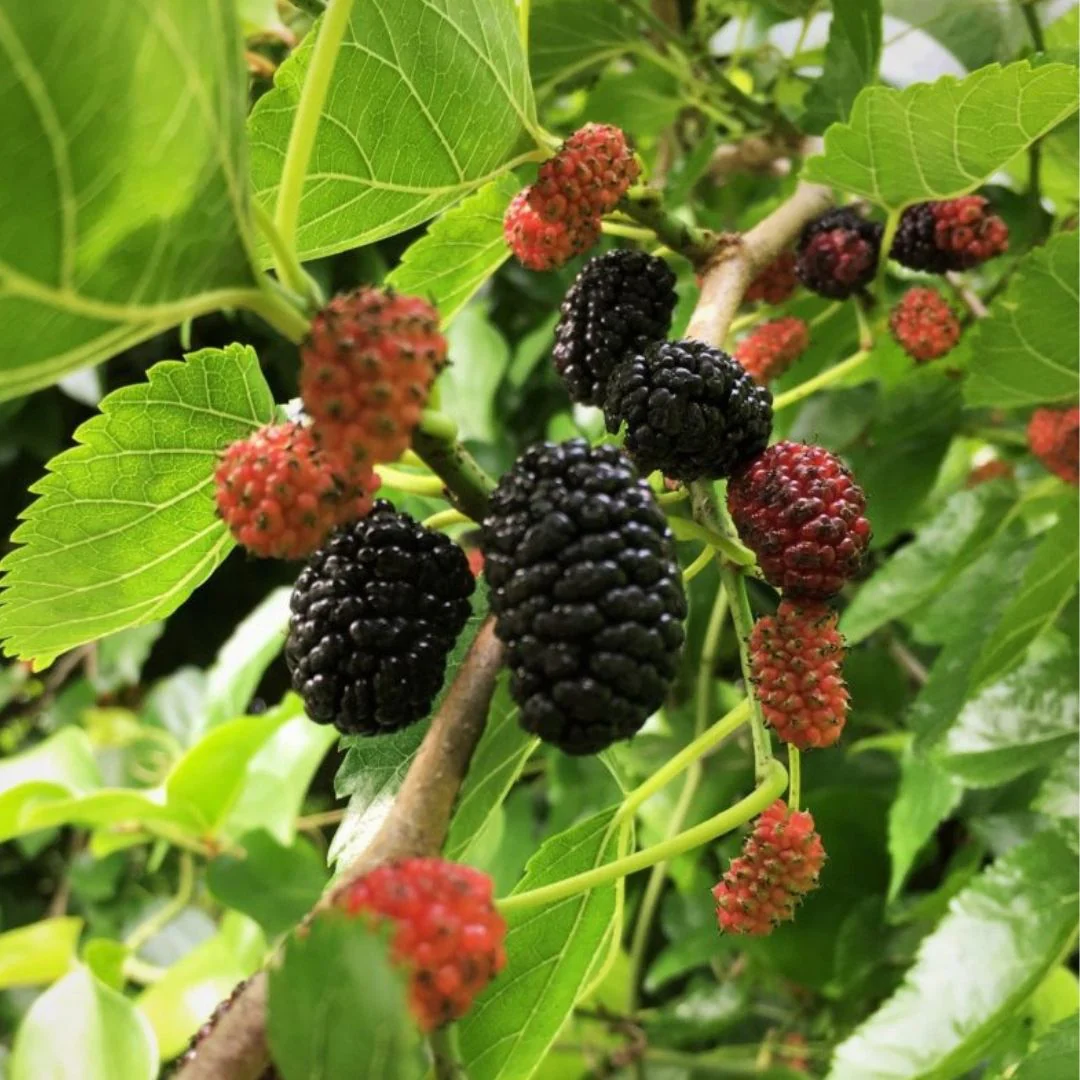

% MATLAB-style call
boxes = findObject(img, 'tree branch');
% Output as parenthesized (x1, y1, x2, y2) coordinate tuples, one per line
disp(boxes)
(177, 621, 505, 1080)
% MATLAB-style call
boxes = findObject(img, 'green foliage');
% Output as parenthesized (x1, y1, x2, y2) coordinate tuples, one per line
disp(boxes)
(802, 0, 882, 133)
(0, 918, 82, 989)
(529, 0, 638, 96)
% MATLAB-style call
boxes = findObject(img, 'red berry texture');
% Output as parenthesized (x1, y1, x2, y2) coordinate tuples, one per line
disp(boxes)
(745, 251, 798, 305)
(504, 189, 600, 271)
(215, 422, 377, 560)
(735, 316, 809, 384)
(728, 441, 871, 601)
(300, 287, 447, 467)
(1027, 407, 1079, 486)
(749, 601, 849, 750)
(333, 857, 507, 1031)
(712, 800, 825, 935)
(888, 287, 961, 362)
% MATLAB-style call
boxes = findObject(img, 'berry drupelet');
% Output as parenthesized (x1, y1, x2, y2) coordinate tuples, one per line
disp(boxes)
(728, 442, 871, 601)
(745, 251, 799, 305)
(888, 287, 961, 362)
(1027, 407, 1079, 486)
(891, 196, 1009, 274)
(604, 339, 773, 483)
(482, 439, 686, 754)
(286, 502, 475, 736)
(734, 317, 810, 384)
(796, 208, 883, 300)
(504, 190, 599, 272)
(552, 250, 677, 406)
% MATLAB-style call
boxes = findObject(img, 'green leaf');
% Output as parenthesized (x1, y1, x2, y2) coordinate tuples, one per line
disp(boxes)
(841, 484, 1012, 644)
(887, 747, 963, 901)
(1033, 742, 1079, 853)
(969, 511, 1080, 688)
(204, 587, 291, 728)
(530, 0, 638, 95)
(883, 0, 1030, 69)
(438, 303, 511, 444)
(938, 643, 1078, 787)
(249, 0, 537, 262)
(444, 680, 537, 862)
(459, 807, 625, 1080)
(0, 917, 82, 989)
(0, 346, 274, 667)
(92, 624, 165, 695)
(828, 831, 1079, 1080)
(385, 175, 519, 327)
(803, 61, 1080, 209)
(207, 830, 328, 939)
(1014, 1015, 1080, 1080)
(268, 913, 423, 1080)
(12, 967, 158, 1080)
(0, 1, 258, 401)
(964, 233, 1080, 408)
(802, 0, 882, 134)
(585, 66, 682, 140)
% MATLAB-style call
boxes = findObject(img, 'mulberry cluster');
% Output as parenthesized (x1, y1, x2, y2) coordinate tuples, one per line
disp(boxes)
(891, 196, 1009, 273)
(552, 250, 677, 406)
(504, 124, 639, 270)
(215, 422, 377, 560)
(749, 602, 849, 750)
(735, 317, 810, 384)
(604, 339, 773, 482)
(1027, 407, 1079, 486)
(332, 858, 506, 1031)
(712, 800, 825, 935)
(728, 441, 870, 600)
(796, 208, 882, 300)
(285, 502, 475, 736)
(300, 286, 447, 467)
(482, 440, 686, 754)
(888, 287, 961, 362)
(745, 251, 798, 305)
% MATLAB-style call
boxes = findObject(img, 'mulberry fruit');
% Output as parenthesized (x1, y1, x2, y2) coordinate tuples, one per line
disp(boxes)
(888, 287, 961, 362)
(482, 440, 686, 754)
(604, 339, 773, 482)
(504, 190, 600, 272)
(553, 250, 677, 406)
(745, 251, 798, 305)
(333, 858, 506, 1031)
(796, 208, 882, 300)
(712, 800, 825, 935)
(749, 602, 848, 750)
(286, 501, 475, 735)
(735, 317, 809, 384)
(965, 458, 1014, 488)
(728, 442, 871, 600)
(891, 196, 1009, 273)
(215, 422, 377, 560)
(300, 287, 447, 467)
(1027, 407, 1079, 486)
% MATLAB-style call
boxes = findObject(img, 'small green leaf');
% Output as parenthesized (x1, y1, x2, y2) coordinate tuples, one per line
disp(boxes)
(207, 830, 328, 939)
(0, 2, 258, 400)
(268, 913, 423, 1080)
(883, 0, 1030, 69)
(938, 644, 1078, 787)
(438, 304, 511, 444)
(82, 939, 129, 990)
(93, 624, 165, 695)
(13, 967, 158, 1080)
(1014, 1015, 1080, 1080)
(1033, 742, 1079, 853)
(386, 175, 519, 327)
(249, 0, 536, 262)
(459, 807, 625, 1080)
(969, 511, 1079, 688)
(530, 0, 639, 95)
(802, 0, 882, 134)
(964, 233, 1079, 408)
(0, 346, 274, 667)
(803, 61, 1080, 209)
(828, 831, 1080, 1080)
(0, 917, 82, 989)
(887, 747, 963, 901)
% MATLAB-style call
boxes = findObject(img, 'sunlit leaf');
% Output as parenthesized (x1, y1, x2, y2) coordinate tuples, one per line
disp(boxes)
(0, 917, 83, 989)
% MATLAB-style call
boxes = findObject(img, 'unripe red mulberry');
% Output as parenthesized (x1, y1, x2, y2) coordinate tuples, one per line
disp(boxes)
(215, 422, 377, 560)
(745, 251, 798, 305)
(300, 287, 447, 467)
(749, 602, 848, 750)
(504, 190, 600, 271)
(712, 800, 825, 935)
(332, 858, 506, 1030)
(533, 123, 640, 222)
(888, 287, 961, 362)
(1027, 407, 1079, 486)
(891, 196, 1009, 273)
(735, 317, 809, 384)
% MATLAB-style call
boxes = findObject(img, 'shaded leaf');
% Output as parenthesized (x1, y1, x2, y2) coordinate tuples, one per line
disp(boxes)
(438, 304, 511, 444)
(1014, 1015, 1080, 1080)
(803, 0, 883, 133)
(1033, 742, 1079, 853)
(586, 66, 682, 140)
(0, 346, 274, 667)
(530, 0, 638, 94)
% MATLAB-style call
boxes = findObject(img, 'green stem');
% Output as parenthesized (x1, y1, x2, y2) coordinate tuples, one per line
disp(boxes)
(421, 508, 471, 531)
(245, 280, 312, 343)
(809, 301, 843, 329)
(619, 187, 717, 267)
(682, 545, 715, 584)
(875, 207, 902, 295)
(411, 416, 496, 524)
(788, 747, 801, 811)
(289, 0, 326, 15)
(518, 0, 530, 49)
(122, 956, 167, 985)
(772, 349, 870, 411)
(966, 425, 1028, 448)
(125, 853, 194, 953)
(429, 1024, 461, 1080)
(854, 296, 874, 351)
(498, 758, 786, 916)
(375, 465, 446, 498)
(600, 221, 659, 243)
(667, 516, 756, 566)
(1021, 1, 1046, 51)
(273, 0, 356, 294)
(252, 200, 323, 310)
(655, 487, 689, 506)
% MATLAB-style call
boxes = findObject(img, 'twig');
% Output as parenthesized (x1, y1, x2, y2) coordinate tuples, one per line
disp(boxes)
(945, 272, 989, 320)
(619, 187, 719, 267)
(177, 622, 505, 1080)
